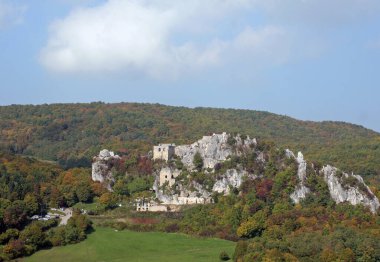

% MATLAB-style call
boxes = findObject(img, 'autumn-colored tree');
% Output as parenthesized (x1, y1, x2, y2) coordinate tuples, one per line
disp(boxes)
(237, 210, 267, 238)
(3, 201, 28, 228)
(255, 179, 273, 201)
(99, 192, 118, 209)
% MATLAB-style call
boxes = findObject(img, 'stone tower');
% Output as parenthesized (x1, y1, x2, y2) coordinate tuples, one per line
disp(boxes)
(153, 144, 175, 162)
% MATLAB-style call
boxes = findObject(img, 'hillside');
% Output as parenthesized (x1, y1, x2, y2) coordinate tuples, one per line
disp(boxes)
(87, 133, 380, 261)
(0, 131, 379, 261)
(1, 102, 379, 177)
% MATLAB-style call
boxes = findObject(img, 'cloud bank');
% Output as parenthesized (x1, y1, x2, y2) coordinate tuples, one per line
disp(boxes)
(40, 0, 289, 78)
(40, 0, 380, 78)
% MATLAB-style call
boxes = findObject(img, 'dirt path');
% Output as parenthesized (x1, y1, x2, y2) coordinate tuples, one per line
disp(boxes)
(59, 208, 73, 226)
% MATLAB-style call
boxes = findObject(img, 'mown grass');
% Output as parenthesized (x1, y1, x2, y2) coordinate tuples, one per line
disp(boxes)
(23, 227, 236, 262)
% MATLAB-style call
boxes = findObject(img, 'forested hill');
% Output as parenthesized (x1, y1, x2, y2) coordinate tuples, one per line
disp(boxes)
(1, 102, 379, 176)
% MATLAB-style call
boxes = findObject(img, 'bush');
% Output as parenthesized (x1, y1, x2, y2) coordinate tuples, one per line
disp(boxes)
(193, 152, 203, 171)
(0, 228, 19, 245)
(219, 251, 230, 261)
(164, 223, 180, 233)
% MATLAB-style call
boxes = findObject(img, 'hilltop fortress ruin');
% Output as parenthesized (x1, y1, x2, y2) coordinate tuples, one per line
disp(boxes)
(92, 133, 380, 213)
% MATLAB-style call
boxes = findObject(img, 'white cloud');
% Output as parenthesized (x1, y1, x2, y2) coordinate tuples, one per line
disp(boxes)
(40, 0, 380, 78)
(41, 1, 177, 76)
(0, 0, 27, 29)
(40, 0, 289, 78)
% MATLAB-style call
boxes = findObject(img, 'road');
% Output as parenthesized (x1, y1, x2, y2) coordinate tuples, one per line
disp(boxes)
(59, 208, 73, 226)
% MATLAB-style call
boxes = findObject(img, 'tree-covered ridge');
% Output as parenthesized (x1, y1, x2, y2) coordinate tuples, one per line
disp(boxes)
(1, 102, 380, 177)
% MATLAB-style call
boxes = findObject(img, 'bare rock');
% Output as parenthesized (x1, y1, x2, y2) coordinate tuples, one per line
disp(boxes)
(91, 149, 120, 191)
(175, 132, 256, 170)
(213, 169, 250, 195)
(290, 152, 311, 203)
(322, 165, 379, 213)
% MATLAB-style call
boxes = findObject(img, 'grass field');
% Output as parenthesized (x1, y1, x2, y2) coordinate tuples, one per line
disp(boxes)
(23, 227, 236, 262)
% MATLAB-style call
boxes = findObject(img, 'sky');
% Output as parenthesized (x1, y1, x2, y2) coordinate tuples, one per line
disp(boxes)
(1, 0, 380, 132)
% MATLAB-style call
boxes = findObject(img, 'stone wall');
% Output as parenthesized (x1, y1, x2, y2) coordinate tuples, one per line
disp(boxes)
(159, 167, 180, 187)
(153, 144, 175, 162)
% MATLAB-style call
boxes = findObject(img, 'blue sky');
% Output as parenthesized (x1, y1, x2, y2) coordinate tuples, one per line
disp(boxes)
(1, 0, 380, 132)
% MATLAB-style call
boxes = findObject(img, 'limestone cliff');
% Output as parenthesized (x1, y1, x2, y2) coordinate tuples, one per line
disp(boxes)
(322, 165, 380, 213)
(290, 152, 310, 204)
(152, 133, 379, 214)
(154, 133, 256, 205)
(175, 132, 256, 169)
(91, 149, 120, 191)
(288, 149, 379, 213)
(154, 168, 250, 205)
(213, 169, 252, 195)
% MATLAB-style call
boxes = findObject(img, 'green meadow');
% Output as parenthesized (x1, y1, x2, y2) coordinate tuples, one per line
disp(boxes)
(24, 227, 236, 262)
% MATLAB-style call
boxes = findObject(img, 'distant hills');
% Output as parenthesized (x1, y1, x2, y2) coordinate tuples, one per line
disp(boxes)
(0, 102, 379, 177)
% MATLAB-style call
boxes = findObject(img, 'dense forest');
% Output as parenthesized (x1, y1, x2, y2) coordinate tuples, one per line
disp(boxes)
(1, 102, 380, 179)
(0, 154, 96, 260)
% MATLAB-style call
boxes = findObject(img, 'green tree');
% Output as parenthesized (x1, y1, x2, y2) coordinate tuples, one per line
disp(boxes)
(23, 194, 39, 216)
(75, 183, 93, 202)
(193, 152, 203, 171)
(19, 223, 46, 249)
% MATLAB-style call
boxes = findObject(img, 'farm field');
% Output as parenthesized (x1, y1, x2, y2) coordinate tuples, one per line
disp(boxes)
(23, 227, 236, 262)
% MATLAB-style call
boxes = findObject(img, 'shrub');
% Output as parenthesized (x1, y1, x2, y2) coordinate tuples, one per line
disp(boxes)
(193, 152, 203, 171)
(219, 251, 230, 261)
(165, 223, 180, 233)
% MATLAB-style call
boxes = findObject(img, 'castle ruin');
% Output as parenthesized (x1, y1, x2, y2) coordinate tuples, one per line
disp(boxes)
(153, 144, 175, 162)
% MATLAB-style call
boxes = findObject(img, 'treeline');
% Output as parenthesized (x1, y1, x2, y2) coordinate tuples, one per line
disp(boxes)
(0, 103, 379, 177)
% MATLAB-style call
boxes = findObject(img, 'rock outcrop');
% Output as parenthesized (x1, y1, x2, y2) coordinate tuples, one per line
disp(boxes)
(322, 165, 380, 213)
(288, 149, 379, 213)
(290, 152, 310, 203)
(213, 169, 250, 195)
(150, 133, 380, 214)
(175, 132, 256, 169)
(154, 178, 212, 205)
(155, 167, 253, 205)
(92, 149, 120, 191)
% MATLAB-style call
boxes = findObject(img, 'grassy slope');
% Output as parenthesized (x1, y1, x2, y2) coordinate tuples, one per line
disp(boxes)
(23, 227, 235, 262)
(1, 102, 380, 175)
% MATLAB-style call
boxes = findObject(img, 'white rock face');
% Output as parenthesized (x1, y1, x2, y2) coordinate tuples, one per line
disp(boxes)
(155, 167, 255, 204)
(153, 134, 380, 214)
(287, 150, 379, 213)
(212, 169, 249, 195)
(322, 165, 380, 213)
(154, 178, 213, 205)
(290, 152, 311, 203)
(175, 133, 256, 169)
(92, 149, 120, 191)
